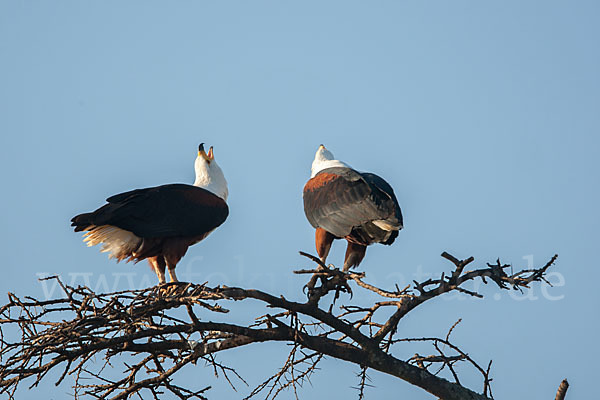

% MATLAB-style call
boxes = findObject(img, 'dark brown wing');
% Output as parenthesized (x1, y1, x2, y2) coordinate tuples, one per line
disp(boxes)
(303, 167, 402, 244)
(71, 184, 228, 238)
(360, 172, 403, 228)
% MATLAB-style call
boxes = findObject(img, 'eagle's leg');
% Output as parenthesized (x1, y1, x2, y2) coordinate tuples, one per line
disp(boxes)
(162, 239, 193, 285)
(159, 253, 184, 295)
(148, 256, 167, 285)
(343, 242, 367, 272)
(165, 257, 179, 283)
(165, 247, 187, 284)
(167, 264, 178, 283)
(315, 228, 335, 265)
(304, 228, 335, 293)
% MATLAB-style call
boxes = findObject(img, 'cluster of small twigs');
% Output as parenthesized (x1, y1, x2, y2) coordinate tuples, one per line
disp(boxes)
(0, 251, 562, 400)
(401, 319, 494, 398)
(293, 251, 559, 399)
(243, 344, 322, 400)
(0, 280, 241, 399)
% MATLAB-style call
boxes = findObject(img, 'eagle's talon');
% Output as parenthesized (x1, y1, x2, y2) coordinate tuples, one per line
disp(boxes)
(157, 281, 188, 297)
(304, 273, 320, 298)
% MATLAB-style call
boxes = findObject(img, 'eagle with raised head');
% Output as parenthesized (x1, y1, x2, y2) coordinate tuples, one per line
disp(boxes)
(303, 145, 403, 271)
(71, 143, 229, 284)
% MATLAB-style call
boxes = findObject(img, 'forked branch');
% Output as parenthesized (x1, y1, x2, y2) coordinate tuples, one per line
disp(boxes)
(0, 251, 560, 400)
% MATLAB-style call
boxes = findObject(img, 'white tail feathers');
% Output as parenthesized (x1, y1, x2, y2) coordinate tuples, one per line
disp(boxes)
(372, 219, 401, 231)
(83, 225, 142, 261)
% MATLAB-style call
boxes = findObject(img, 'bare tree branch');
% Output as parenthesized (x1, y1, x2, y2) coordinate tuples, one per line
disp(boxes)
(0, 252, 561, 400)
(555, 379, 569, 400)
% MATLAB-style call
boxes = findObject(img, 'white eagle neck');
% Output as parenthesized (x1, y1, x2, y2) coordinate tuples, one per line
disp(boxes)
(310, 146, 351, 178)
(194, 158, 229, 201)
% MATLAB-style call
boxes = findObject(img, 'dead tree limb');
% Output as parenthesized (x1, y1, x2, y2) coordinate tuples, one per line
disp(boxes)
(555, 379, 569, 400)
(0, 252, 561, 400)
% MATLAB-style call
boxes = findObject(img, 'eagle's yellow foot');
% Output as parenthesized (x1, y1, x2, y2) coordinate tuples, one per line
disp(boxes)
(158, 281, 188, 297)
(303, 264, 329, 300)
(304, 265, 352, 303)
(332, 276, 353, 301)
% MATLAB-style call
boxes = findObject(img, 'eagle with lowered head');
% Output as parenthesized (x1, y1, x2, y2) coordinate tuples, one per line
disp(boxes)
(303, 145, 403, 271)
(71, 143, 228, 284)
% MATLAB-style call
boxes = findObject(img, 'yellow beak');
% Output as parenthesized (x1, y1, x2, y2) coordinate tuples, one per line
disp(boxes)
(198, 143, 214, 162)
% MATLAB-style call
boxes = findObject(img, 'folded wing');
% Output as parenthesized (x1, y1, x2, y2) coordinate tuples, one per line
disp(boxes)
(71, 183, 229, 238)
(303, 167, 402, 245)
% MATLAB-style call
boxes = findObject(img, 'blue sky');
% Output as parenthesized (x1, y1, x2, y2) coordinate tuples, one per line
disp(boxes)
(1, 1, 598, 399)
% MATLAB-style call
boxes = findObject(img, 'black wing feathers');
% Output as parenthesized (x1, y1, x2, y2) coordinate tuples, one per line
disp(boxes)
(71, 184, 228, 238)
(361, 172, 403, 228)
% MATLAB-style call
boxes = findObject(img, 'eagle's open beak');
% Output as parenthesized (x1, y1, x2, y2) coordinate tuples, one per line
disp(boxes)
(198, 143, 212, 162)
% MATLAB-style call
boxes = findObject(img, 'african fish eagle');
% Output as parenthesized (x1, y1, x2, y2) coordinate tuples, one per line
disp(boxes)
(303, 145, 403, 271)
(71, 143, 229, 284)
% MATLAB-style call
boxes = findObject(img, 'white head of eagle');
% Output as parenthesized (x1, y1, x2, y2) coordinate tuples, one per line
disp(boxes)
(71, 143, 229, 285)
(310, 144, 351, 178)
(195, 143, 228, 201)
(303, 144, 403, 271)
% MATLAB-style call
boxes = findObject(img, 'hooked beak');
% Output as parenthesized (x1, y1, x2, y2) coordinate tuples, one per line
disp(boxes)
(198, 143, 214, 163)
